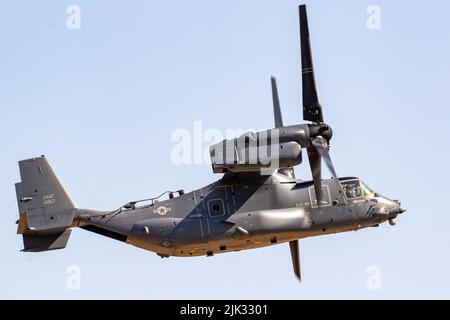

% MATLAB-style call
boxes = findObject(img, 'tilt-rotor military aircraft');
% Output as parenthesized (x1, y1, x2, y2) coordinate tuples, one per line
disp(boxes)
(14, 5, 404, 281)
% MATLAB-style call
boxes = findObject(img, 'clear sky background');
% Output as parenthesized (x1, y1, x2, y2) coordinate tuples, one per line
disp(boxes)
(1, 0, 449, 299)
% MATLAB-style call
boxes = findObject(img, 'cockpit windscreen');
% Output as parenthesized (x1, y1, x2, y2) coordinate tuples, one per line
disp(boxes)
(341, 179, 374, 199)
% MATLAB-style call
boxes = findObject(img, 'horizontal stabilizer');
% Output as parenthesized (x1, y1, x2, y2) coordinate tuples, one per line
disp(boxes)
(22, 229, 72, 252)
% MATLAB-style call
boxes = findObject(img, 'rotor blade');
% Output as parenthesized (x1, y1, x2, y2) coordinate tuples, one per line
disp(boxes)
(310, 137, 345, 200)
(310, 137, 337, 179)
(289, 240, 301, 282)
(271, 77, 295, 179)
(299, 5, 323, 123)
(307, 145, 323, 206)
(271, 76, 283, 128)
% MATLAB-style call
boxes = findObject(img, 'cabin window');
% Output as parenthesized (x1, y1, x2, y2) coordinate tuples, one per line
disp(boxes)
(208, 199, 225, 217)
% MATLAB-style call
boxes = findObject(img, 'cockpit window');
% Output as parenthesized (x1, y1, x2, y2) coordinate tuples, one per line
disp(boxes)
(360, 181, 374, 197)
(341, 179, 375, 199)
(341, 180, 362, 199)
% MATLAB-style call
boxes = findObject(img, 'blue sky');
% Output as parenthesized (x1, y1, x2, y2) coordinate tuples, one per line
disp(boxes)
(1, 0, 449, 299)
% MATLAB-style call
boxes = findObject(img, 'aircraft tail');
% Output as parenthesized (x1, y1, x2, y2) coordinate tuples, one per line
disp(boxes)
(15, 156, 76, 252)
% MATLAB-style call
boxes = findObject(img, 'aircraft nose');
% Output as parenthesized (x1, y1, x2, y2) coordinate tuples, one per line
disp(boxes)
(385, 200, 405, 226)
(370, 197, 405, 217)
(392, 199, 406, 215)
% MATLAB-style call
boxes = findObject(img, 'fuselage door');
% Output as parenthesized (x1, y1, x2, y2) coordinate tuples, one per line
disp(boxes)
(204, 186, 235, 238)
(308, 185, 331, 208)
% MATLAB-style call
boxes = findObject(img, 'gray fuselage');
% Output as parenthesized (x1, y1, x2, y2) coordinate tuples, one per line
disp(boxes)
(75, 173, 402, 258)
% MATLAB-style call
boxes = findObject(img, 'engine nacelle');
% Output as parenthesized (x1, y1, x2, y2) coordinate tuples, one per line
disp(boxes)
(209, 125, 310, 174)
